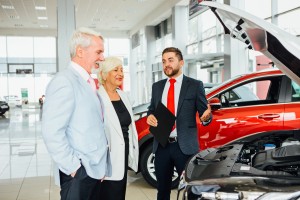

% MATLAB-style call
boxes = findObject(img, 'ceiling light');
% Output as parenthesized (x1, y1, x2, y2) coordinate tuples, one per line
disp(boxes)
(38, 17, 48, 20)
(9, 15, 20, 19)
(1, 5, 14, 9)
(35, 6, 46, 10)
(40, 25, 48, 28)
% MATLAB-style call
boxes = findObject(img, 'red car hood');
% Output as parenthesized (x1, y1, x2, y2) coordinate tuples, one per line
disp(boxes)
(200, 1, 300, 85)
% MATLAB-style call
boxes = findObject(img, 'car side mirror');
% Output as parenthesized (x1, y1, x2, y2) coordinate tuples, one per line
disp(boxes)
(209, 97, 221, 110)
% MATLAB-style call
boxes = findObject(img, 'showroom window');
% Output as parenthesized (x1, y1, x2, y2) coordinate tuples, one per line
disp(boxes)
(278, 9, 300, 36)
(245, 0, 271, 19)
(278, 0, 300, 14)
(7, 37, 34, 63)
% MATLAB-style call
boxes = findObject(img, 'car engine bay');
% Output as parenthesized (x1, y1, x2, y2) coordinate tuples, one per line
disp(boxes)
(181, 130, 300, 200)
(186, 130, 300, 182)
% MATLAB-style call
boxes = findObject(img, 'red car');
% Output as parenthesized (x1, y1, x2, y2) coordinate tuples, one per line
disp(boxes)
(178, 1, 300, 199)
(135, 68, 300, 188)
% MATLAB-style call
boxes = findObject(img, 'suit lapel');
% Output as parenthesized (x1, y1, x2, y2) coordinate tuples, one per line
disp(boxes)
(98, 86, 123, 138)
(156, 80, 167, 106)
(177, 75, 190, 115)
(69, 66, 102, 118)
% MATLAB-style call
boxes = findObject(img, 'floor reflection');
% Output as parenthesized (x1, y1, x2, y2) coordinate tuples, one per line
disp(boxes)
(0, 107, 179, 200)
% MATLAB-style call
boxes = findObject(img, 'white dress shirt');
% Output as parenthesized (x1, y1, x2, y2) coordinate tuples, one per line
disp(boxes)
(161, 73, 183, 137)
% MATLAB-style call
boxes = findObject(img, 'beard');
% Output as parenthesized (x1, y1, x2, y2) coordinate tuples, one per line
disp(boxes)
(91, 67, 99, 75)
(91, 62, 100, 74)
(164, 67, 180, 77)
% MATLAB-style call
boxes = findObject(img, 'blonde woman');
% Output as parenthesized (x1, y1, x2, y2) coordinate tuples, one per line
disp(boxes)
(98, 56, 139, 200)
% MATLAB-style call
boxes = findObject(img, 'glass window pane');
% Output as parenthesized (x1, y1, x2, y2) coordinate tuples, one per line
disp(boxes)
(0, 64, 7, 73)
(201, 10, 216, 32)
(188, 16, 198, 44)
(107, 38, 130, 55)
(202, 37, 216, 53)
(155, 38, 163, 55)
(164, 34, 172, 48)
(34, 37, 56, 59)
(34, 63, 57, 74)
(0, 74, 8, 97)
(278, 9, 300, 36)
(0, 36, 7, 63)
(187, 44, 198, 54)
(245, 0, 271, 19)
(7, 36, 34, 63)
(278, 0, 300, 13)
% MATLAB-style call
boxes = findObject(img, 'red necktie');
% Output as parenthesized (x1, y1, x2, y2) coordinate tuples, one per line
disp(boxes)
(167, 78, 176, 131)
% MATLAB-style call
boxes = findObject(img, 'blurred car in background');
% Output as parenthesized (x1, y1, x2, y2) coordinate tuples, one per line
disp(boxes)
(0, 97, 9, 115)
(3, 95, 22, 107)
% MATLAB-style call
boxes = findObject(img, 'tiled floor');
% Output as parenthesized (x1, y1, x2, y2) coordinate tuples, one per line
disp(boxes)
(0, 106, 180, 200)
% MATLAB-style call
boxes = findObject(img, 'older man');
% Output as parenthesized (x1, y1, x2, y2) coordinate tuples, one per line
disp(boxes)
(42, 27, 111, 200)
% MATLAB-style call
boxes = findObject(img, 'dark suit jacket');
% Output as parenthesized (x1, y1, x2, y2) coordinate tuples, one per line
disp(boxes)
(147, 75, 208, 155)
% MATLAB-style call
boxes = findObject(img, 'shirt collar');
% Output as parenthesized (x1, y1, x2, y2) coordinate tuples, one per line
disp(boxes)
(70, 61, 90, 81)
(168, 73, 183, 84)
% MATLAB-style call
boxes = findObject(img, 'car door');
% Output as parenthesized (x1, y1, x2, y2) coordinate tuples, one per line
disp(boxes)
(199, 75, 286, 149)
(283, 78, 300, 129)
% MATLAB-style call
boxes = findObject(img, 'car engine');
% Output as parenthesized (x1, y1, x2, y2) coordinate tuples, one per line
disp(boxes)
(181, 130, 300, 200)
(186, 130, 300, 182)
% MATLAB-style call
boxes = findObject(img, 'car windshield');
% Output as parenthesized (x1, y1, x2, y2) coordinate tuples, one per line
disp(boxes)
(205, 74, 244, 93)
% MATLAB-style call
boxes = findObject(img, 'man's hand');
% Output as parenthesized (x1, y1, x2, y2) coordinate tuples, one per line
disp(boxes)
(147, 114, 158, 127)
(200, 104, 211, 122)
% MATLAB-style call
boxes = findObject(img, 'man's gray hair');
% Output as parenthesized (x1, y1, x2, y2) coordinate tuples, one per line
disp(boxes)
(69, 27, 103, 58)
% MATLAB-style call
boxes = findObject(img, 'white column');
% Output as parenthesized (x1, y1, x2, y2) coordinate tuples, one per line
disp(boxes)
(57, 0, 76, 72)
(172, 6, 189, 74)
(223, 0, 248, 80)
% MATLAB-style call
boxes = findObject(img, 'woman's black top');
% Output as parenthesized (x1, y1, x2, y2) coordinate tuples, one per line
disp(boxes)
(111, 99, 132, 134)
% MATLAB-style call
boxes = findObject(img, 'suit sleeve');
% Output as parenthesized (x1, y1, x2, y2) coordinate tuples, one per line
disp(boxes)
(196, 80, 208, 117)
(42, 75, 81, 175)
(147, 83, 156, 116)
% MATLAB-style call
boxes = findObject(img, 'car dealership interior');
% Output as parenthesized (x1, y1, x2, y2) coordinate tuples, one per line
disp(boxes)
(0, 0, 300, 199)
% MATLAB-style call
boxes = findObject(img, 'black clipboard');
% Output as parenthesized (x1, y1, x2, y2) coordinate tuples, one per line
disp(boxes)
(149, 102, 176, 147)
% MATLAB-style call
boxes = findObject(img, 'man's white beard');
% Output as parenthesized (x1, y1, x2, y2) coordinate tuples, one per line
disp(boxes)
(91, 67, 99, 75)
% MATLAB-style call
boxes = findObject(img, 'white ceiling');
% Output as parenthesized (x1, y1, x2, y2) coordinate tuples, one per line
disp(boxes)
(0, 0, 189, 37)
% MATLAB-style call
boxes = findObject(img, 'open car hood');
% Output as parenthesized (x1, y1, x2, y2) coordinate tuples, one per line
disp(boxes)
(200, 1, 300, 85)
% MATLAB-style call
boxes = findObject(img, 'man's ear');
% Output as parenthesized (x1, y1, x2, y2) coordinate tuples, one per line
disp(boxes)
(76, 46, 83, 58)
(180, 60, 184, 67)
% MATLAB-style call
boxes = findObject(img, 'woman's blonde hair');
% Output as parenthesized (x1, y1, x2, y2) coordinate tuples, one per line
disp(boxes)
(98, 56, 123, 84)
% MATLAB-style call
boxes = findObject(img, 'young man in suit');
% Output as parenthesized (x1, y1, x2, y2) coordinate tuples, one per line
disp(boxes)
(147, 47, 211, 200)
(42, 27, 111, 200)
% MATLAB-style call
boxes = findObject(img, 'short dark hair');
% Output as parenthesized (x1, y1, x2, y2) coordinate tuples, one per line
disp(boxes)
(162, 47, 183, 61)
